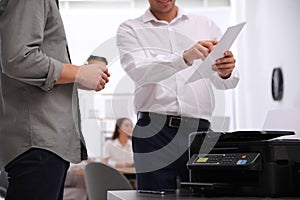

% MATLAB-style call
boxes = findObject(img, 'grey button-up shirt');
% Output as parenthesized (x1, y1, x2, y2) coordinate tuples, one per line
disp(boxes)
(0, 0, 87, 168)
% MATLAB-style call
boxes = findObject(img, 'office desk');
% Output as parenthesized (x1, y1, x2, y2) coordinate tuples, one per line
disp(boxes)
(117, 167, 136, 174)
(107, 190, 298, 200)
(116, 167, 136, 189)
(75, 167, 135, 177)
(116, 167, 136, 179)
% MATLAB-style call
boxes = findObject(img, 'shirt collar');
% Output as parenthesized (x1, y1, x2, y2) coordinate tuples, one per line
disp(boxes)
(142, 6, 189, 24)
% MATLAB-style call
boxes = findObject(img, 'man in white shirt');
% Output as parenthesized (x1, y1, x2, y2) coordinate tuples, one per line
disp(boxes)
(117, 0, 239, 190)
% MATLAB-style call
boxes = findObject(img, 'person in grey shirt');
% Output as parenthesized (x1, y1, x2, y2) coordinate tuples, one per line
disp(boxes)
(0, 0, 110, 199)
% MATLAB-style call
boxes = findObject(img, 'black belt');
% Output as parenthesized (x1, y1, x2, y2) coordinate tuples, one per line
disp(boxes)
(137, 112, 210, 129)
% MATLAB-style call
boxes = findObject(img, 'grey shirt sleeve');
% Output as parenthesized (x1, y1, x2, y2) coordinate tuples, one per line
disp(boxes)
(0, 0, 63, 91)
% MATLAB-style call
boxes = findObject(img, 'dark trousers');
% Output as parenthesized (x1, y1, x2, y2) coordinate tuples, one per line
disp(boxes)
(132, 112, 210, 191)
(4, 148, 70, 200)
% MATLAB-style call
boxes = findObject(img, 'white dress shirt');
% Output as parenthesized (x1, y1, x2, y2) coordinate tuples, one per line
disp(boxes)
(117, 7, 239, 121)
(102, 139, 134, 167)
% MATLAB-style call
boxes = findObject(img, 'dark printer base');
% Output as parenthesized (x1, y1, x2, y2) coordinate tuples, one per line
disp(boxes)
(184, 131, 300, 197)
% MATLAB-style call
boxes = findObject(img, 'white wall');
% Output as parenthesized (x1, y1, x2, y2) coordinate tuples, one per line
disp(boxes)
(232, 0, 300, 132)
(61, 9, 145, 157)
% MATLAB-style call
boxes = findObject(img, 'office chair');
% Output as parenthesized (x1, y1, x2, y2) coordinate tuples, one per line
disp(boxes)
(84, 162, 133, 200)
(0, 171, 8, 198)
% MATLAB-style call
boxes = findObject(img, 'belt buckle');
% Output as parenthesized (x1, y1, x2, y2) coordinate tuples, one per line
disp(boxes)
(168, 116, 181, 128)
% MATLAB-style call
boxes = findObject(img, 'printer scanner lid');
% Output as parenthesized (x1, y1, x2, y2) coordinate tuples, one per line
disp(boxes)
(220, 130, 294, 141)
(191, 130, 295, 142)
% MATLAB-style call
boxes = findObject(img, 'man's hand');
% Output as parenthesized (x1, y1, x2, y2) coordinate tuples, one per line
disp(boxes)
(212, 50, 236, 79)
(76, 63, 110, 91)
(183, 40, 218, 65)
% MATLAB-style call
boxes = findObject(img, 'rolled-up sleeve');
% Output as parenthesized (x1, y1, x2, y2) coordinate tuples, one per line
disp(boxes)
(0, 0, 63, 91)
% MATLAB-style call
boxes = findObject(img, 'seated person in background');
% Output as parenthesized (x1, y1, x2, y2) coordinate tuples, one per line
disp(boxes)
(102, 118, 134, 168)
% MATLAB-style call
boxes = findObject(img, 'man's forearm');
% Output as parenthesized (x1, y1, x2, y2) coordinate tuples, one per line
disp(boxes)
(55, 64, 79, 85)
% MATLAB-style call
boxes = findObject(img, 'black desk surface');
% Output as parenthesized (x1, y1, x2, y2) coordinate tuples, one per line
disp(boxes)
(107, 190, 299, 200)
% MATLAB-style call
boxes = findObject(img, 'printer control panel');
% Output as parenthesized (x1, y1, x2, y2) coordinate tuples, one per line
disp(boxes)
(189, 153, 260, 167)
